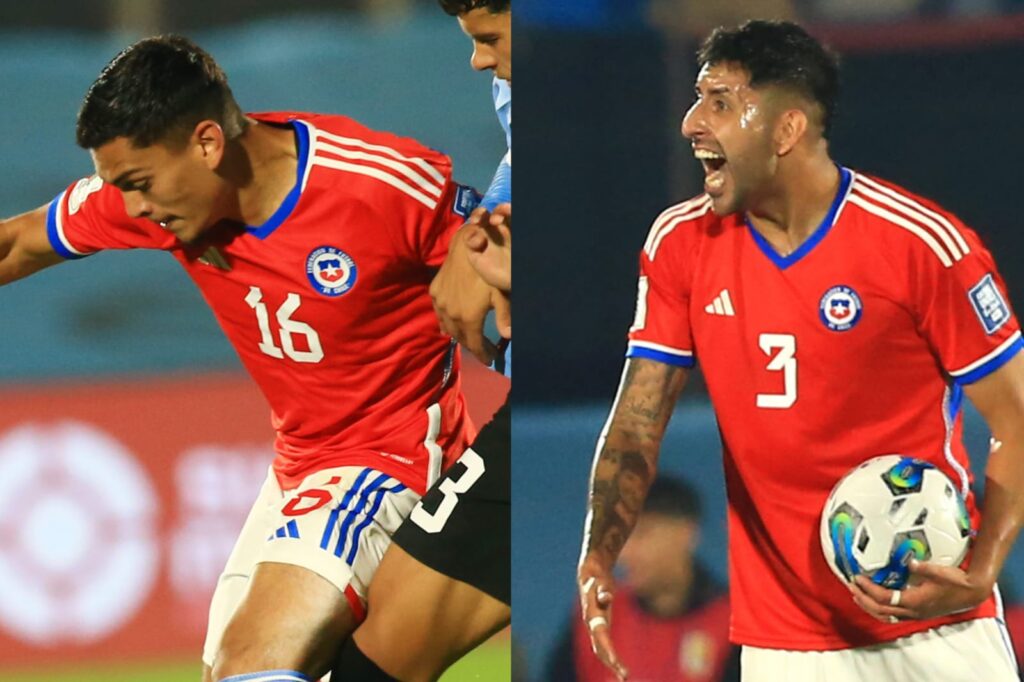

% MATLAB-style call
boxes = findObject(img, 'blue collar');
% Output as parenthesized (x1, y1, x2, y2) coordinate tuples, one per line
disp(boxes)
(247, 119, 311, 240)
(745, 165, 852, 270)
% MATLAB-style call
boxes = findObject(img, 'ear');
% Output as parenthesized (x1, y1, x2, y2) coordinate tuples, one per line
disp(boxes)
(192, 120, 226, 169)
(775, 108, 808, 156)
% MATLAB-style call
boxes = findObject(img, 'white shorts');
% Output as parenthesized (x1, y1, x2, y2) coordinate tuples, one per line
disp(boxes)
(202, 466, 418, 667)
(741, 618, 1018, 682)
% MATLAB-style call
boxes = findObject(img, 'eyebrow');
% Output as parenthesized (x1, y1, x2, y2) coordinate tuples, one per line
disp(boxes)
(109, 168, 146, 187)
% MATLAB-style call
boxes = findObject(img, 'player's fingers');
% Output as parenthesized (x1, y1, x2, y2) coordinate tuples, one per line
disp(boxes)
(492, 202, 511, 222)
(466, 335, 498, 365)
(850, 588, 889, 622)
(908, 559, 970, 588)
(433, 305, 457, 338)
(591, 628, 629, 681)
(446, 318, 495, 364)
(852, 575, 891, 603)
(468, 206, 489, 226)
(464, 225, 488, 252)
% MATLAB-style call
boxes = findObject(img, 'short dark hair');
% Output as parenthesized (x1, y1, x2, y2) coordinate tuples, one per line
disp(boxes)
(76, 35, 248, 150)
(438, 0, 509, 16)
(697, 20, 839, 137)
(644, 476, 701, 522)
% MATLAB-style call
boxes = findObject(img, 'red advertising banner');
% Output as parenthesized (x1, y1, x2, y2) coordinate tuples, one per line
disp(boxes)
(0, 361, 508, 667)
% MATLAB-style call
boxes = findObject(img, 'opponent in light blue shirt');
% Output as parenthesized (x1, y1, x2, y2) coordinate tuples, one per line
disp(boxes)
(482, 77, 511, 211)
(485, 76, 512, 374)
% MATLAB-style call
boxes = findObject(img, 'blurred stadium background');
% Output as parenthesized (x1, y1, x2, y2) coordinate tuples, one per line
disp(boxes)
(515, 0, 1024, 680)
(0, 0, 508, 680)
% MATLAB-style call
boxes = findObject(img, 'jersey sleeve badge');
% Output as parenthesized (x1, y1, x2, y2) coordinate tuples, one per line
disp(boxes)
(968, 273, 1010, 334)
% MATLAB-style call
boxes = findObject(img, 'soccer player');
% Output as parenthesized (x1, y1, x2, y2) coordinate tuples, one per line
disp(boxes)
(332, 1, 511, 680)
(0, 35, 481, 682)
(576, 20, 1024, 682)
(429, 0, 511, 365)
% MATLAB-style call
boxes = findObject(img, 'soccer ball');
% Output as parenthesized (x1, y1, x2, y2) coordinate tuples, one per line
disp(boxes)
(820, 455, 972, 590)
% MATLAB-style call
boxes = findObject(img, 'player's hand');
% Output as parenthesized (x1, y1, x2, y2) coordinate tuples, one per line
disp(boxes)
(577, 559, 629, 681)
(850, 560, 992, 623)
(465, 202, 511, 294)
(430, 211, 508, 363)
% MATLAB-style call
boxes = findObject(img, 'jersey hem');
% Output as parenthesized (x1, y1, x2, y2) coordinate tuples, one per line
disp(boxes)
(731, 607, 994, 651)
(273, 451, 432, 495)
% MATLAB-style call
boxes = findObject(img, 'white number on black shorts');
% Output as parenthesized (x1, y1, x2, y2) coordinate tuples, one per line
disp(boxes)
(411, 449, 485, 533)
(756, 332, 796, 409)
(245, 286, 324, 363)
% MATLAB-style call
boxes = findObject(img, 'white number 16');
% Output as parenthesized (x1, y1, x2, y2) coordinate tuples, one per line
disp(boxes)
(756, 333, 796, 409)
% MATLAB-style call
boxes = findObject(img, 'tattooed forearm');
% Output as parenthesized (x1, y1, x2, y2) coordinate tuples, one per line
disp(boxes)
(589, 450, 652, 559)
(583, 359, 688, 564)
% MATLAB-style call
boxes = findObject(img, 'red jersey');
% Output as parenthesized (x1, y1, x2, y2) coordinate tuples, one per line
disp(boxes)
(46, 112, 479, 494)
(626, 167, 1021, 649)
(571, 586, 733, 682)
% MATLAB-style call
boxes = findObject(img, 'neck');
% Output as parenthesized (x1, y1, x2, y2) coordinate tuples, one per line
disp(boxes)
(221, 118, 299, 227)
(642, 562, 695, 618)
(745, 151, 841, 257)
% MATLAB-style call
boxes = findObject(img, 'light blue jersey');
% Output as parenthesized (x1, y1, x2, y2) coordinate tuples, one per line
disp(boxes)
(484, 77, 511, 376)
(482, 78, 511, 211)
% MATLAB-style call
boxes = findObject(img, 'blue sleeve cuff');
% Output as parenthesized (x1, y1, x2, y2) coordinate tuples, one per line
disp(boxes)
(626, 345, 696, 368)
(952, 335, 1024, 385)
(46, 192, 86, 260)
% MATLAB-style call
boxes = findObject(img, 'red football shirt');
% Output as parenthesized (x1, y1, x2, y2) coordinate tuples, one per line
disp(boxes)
(46, 112, 479, 494)
(627, 167, 1021, 649)
(572, 587, 733, 681)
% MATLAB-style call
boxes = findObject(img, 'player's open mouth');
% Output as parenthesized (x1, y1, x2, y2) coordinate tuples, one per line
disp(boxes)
(695, 148, 727, 192)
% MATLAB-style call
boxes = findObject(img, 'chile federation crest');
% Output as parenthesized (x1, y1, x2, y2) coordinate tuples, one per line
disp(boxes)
(819, 285, 863, 332)
(306, 246, 357, 297)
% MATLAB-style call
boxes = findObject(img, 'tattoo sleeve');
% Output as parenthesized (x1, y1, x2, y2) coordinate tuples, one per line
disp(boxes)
(582, 358, 689, 566)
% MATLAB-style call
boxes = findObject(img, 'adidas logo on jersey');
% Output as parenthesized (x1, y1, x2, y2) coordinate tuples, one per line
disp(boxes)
(704, 289, 735, 316)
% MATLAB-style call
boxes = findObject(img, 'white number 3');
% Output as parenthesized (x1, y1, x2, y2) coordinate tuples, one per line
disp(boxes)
(756, 333, 797, 409)
(411, 449, 485, 533)
(245, 286, 324, 363)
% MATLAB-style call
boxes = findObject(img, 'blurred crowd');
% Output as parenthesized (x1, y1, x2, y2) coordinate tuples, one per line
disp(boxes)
(514, 0, 1024, 33)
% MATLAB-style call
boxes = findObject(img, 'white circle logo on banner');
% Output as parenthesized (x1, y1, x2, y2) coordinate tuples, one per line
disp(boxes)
(0, 422, 159, 644)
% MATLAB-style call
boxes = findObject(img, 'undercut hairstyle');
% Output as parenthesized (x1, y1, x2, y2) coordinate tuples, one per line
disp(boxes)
(438, 0, 509, 16)
(644, 476, 702, 522)
(76, 35, 248, 150)
(698, 20, 840, 137)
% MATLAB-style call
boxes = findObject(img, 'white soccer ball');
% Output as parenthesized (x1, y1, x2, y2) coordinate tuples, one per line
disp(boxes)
(820, 455, 972, 590)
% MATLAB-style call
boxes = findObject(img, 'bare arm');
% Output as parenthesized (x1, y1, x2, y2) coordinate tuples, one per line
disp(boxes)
(853, 351, 1024, 621)
(577, 357, 689, 680)
(0, 205, 64, 285)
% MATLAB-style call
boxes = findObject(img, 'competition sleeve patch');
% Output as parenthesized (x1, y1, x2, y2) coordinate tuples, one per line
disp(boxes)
(453, 184, 482, 219)
(968, 273, 1011, 335)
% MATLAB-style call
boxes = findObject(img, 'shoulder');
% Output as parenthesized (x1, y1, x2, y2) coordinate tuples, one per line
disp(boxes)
(642, 194, 718, 262)
(844, 170, 975, 269)
(280, 113, 453, 211)
(298, 112, 451, 167)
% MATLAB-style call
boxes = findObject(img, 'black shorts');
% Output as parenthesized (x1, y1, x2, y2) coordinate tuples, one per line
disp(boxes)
(392, 400, 510, 605)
